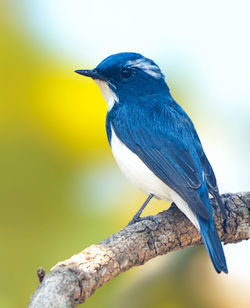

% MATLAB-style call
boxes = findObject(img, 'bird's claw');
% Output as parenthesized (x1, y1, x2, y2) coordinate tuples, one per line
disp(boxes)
(127, 215, 159, 228)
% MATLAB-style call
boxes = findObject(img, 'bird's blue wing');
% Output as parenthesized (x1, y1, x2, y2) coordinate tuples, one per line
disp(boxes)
(108, 101, 210, 220)
(192, 130, 227, 218)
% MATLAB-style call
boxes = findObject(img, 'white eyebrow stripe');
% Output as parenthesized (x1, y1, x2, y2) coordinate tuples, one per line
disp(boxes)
(126, 58, 164, 79)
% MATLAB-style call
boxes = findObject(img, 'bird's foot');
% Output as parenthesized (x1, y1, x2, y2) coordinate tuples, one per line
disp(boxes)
(127, 215, 159, 228)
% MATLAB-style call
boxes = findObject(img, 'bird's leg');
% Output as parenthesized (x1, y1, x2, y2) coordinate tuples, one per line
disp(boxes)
(127, 194, 159, 227)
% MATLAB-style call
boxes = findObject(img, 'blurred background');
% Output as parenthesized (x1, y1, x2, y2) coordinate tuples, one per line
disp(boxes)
(1, 1, 250, 307)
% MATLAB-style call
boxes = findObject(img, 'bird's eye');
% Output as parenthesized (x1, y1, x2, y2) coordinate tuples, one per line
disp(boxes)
(121, 67, 134, 79)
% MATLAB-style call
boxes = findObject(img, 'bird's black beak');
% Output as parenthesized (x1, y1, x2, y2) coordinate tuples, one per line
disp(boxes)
(74, 69, 106, 81)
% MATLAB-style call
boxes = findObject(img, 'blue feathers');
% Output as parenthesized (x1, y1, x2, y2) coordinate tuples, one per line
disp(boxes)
(107, 97, 211, 220)
(77, 52, 228, 274)
(199, 217, 228, 273)
(197, 183, 228, 273)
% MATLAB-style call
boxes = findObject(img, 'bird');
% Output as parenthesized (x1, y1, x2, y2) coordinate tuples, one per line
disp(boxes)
(75, 52, 228, 274)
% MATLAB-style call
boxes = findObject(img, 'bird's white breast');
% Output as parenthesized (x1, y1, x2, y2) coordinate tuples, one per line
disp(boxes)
(110, 127, 199, 230)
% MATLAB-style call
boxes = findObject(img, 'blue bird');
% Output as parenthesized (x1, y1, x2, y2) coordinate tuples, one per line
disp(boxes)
(75, 52, 228, 274)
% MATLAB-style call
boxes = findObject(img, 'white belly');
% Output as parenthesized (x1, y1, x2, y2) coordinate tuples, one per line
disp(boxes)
(111, 128, 199, 230)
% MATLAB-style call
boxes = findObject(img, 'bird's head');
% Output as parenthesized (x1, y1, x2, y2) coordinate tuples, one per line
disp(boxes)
(75, 52, 169, 111)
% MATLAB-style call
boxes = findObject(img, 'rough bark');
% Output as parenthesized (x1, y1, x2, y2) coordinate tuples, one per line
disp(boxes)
(29, 192, 250, 308)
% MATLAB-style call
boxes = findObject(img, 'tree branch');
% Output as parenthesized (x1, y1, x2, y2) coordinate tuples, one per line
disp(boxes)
(29, 192, 250, 307)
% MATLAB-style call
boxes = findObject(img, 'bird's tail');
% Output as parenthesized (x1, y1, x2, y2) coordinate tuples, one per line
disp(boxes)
(198, 217, 228, 274)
